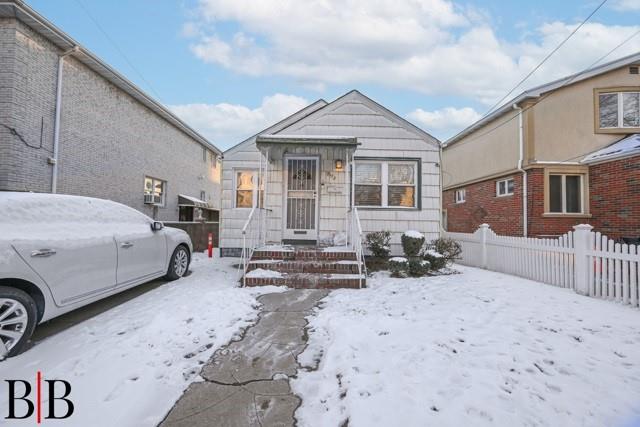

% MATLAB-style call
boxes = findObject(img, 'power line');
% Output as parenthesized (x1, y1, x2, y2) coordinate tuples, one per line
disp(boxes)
(74, 0, 163, 102)
(444, 26, 640, 151)
(483, 0, 609, 117)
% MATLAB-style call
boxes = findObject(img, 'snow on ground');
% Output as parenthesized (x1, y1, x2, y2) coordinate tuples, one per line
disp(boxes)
(0, 252, 282, 427)
(293, 266, 640, 427)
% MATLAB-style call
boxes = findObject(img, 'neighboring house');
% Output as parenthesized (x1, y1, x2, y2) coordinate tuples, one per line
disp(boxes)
(0, 1, 222, 222)
(220, 90, 441, 257)
(442, 52, 640, 240)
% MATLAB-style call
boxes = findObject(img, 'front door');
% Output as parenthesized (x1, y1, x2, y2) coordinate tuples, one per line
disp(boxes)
(284, 157, 319, 241)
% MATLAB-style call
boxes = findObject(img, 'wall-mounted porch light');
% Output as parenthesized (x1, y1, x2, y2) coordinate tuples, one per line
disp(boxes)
(335, 159, 344, 171)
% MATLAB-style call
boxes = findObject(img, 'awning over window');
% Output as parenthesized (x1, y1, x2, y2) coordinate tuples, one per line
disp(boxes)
(582, 134, 640, 164)
(178, 194, 210, 209)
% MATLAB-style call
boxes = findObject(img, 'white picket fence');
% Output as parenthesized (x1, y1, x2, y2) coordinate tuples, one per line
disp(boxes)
(444, 224, 640, 308)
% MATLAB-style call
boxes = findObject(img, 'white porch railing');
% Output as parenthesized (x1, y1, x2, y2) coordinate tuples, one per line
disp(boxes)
(240, 207, 268, 286)
(444, 224, 640, 308)
(349, 207, 367, 288)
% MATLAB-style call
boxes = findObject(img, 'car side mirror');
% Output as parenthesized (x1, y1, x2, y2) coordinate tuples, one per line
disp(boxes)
(151, 221, 164, 231)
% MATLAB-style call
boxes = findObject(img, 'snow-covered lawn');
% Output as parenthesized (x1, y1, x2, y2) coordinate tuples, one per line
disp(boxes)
(294, 266, 640, 427)
(0, 252, 281, 427)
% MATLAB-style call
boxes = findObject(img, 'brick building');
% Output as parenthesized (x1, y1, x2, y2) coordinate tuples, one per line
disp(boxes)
(0, 1, 222, 221)
(442, 53, 640, 241)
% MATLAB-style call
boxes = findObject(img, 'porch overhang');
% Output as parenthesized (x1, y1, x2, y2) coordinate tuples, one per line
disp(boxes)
(178, 194, 216, 210)
(255, 134, 359, 150)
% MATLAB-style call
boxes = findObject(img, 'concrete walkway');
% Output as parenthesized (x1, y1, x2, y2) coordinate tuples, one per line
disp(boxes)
(160, 289, 328, 427)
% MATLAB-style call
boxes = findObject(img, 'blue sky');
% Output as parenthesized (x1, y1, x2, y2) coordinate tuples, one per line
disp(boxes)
(28, 0, 640, 149)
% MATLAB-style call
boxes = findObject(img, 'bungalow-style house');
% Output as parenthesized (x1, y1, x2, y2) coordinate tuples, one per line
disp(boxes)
(442, 52, 640, 241)
(220, 90, 441, 287)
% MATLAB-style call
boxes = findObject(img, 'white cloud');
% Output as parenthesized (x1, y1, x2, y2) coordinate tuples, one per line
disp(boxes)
(611, 0, 640, 11)
(408, 106, 481, 140)
(186, 0, 640, 106)
(170, 93, 309, 150)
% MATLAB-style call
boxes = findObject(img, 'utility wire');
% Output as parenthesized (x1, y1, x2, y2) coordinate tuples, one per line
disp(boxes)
(74, 0, 163, 102)
(483, 0, 609, 117)
(444, 26, 640, 151)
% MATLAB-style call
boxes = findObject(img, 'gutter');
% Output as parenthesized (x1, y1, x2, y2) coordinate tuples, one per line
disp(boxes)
(51, 46, 78, 193)
(513, 104, 527, 237)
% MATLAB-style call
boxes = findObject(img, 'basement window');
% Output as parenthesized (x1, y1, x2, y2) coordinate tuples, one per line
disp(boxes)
(496, 178, 515, 197)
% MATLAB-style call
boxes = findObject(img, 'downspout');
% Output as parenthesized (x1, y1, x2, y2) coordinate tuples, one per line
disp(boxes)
(513, 104, 528, 237)
(51, 47, 78, 193)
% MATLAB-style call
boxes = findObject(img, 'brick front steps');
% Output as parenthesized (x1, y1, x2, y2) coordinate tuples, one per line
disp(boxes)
(243, 246, 365, 289)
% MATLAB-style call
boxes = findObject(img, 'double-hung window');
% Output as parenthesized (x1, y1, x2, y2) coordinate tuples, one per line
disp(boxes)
(598, 91, 640, 130)
(548, 174, 583, 214)
(234, 170, 263, 208)
(354, 160, 418, 208)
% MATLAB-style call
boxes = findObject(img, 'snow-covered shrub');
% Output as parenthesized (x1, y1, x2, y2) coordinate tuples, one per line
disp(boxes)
(388, 256, 408, 278)
(431, 238, 462, 264)
(401, 230, 425, 257)
(365, 231, 391, 258)
(423, 249, 447, 271)
(408, 258, 430, 277)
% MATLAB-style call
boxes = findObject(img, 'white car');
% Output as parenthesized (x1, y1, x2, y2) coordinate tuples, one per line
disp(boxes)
(0, 192, 193, 357)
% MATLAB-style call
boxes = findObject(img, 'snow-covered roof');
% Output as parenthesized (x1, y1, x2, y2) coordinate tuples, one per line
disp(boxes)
(178, 194, 209, 209)
(582, 134, 640, 164)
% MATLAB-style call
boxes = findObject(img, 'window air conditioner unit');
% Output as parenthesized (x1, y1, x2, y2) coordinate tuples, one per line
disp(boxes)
(144, 194, 155, 204)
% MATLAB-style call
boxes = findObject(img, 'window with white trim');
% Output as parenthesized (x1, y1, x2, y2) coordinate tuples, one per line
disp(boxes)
(454, 189, 466, 204)
(548, 174, 583, 214)
(598, 91, 640, 129)
(144, 176, 165, 206)
(496, 178, 514, 197)
(234, 170, 263, 208)
(354, 160, 418, 208)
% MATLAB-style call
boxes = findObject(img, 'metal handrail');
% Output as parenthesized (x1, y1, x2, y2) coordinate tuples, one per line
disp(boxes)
(240, 207, 267, 286)
(350, 207, 367, 288)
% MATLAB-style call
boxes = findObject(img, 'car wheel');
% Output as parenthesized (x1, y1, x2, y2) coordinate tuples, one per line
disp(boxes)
(166, 245, 190, 281)
(0, 286, 38, 359)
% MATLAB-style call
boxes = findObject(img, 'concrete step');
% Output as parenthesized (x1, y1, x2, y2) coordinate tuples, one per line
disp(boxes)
(243, 271, 366, 289)
(247, 259, 361, 274)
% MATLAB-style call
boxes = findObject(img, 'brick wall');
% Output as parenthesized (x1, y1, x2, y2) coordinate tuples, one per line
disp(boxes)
(444, 173, 523, 235)
(589, 155, 640, 239)
(0, 18, 221, 221)
(445, 158, 640, 239)
(526, 169, 585, 237)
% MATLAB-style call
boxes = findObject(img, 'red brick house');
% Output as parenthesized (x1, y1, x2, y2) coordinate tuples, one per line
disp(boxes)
(442, 53, 640, 241)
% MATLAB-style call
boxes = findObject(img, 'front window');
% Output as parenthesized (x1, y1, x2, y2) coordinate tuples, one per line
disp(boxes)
(144, 176, 165, 206)
(598, 91, 640, 129)
(235, 170, 263, 208)
(354, 160, 418, 208)
(548, 174, 583, 214)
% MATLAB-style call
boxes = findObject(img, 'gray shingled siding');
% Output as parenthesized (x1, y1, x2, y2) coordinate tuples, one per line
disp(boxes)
(0, 18, 221, 221)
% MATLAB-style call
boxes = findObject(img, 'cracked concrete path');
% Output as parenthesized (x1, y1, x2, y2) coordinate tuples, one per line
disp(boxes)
(160, 289, 328, 427)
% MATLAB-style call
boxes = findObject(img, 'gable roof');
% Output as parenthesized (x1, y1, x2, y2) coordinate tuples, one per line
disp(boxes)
(223, 100, 329, 155)
(445, 51, 640, 147)
(276, 90, 440, 147)
(0, 0, 222, 155)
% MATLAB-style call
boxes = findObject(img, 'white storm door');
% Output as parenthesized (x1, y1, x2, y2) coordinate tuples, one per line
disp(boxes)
(284, 157, 319, 240)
